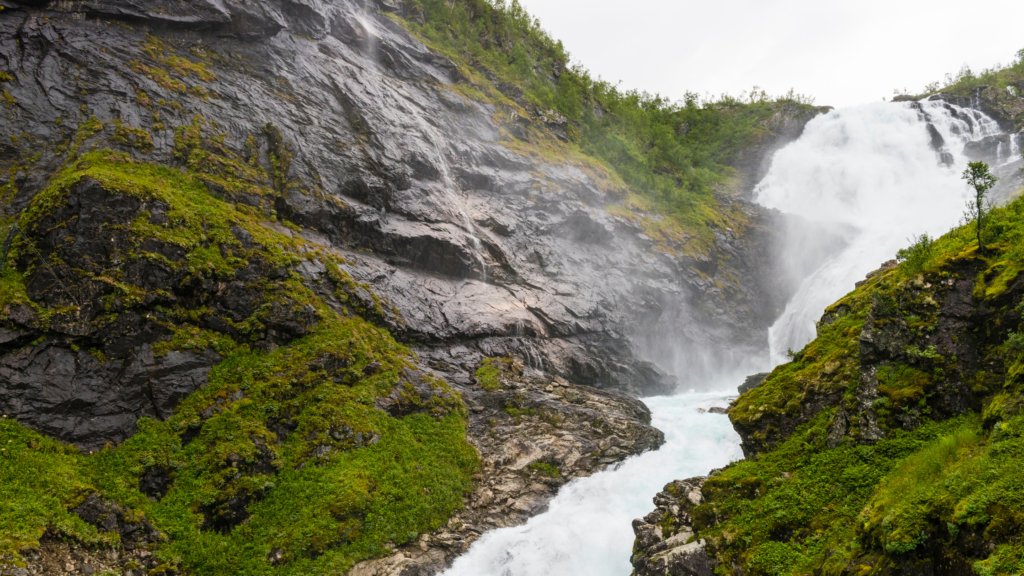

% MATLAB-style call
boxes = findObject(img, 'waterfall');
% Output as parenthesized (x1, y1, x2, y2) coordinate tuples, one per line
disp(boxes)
(441, 394, 741, 576)
(756, 100, 1003, 366)
(434, 98, 1011, 575)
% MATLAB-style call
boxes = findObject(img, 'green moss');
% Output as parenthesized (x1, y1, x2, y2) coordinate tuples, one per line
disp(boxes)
(697, 414, 976, 576)
(474, 357, 507, 391)
(0, 419, 112, 553)
(1, 150, 479, 573)
(502, 393, 536, 419)
(729, 310, 862, 450)
(324, 261, 391, 323)
(528, 462, 561, 479)
(130, 61, 186, 93)
(66, 115, 104, 159)
(139, 35, 217, 84)
(112, 120, 154, 153)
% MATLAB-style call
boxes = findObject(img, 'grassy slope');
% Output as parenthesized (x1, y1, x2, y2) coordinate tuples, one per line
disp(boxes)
(395, 0, 817, 254)
(914, 48, 1024, 99)
(693, 195, 1024, 576)
(0, 138, 478, 573)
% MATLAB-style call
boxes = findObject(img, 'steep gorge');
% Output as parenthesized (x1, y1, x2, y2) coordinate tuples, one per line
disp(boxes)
(0, 0, 832, 574)
(630, 84, 1024, 576)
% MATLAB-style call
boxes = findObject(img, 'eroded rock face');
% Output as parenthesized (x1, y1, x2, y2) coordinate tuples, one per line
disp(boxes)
(631, 477, 715, 576)
(0, 342, 219, 451)
(0, 177, 321, 450)
(351, 361, 664, 575)
(0, 0, 828, 400)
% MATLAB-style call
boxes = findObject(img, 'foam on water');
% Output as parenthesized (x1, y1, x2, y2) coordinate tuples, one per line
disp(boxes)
(441, 393, 742, 576)
(757, 100, 1001, 366)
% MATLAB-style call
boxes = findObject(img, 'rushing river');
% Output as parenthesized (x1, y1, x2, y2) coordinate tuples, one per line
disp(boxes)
(442, 393, 742, 576)
(442, 99, 1010, 576)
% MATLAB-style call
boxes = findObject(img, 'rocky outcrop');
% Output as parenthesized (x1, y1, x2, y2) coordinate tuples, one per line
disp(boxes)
(0, 0, 828, 399)
(351, 360, 664, 575)
(737, 372, 767, 394)
(644, 236, 1024, 575)
(0, 176, 310, 450)
(631, 477, 715, 576)
(6, 495, 170, 576)
(905, 90, 1024, 202)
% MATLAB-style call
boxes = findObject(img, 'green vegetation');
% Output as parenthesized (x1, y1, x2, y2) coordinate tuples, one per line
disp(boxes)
(729, 306, 862, 453)
(0, 148, 479, 573)
(474, 357, 508, 391)
(710, 192, 1024, 574)
(962, 161, 998, 252)
(394, 0, 818, 253)
(697, 414, 979, 575)
(528, 461, 561, 478)
(911, 47, 1024, 99)
(895, 233, 935, 275)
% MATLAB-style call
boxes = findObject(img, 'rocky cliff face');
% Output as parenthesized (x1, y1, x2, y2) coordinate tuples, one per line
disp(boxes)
(0, 0, 829, 401)
(0, 0, 834, 573)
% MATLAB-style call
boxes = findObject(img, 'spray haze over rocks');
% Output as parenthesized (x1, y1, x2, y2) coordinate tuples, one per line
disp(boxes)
(0, 0, 834, 573)
(0, 0, 830, 405)
(3, 0, 1024, 575)
(757, 99, 1008, 366)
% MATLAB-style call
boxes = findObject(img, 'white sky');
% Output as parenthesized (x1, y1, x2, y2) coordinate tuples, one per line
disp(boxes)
(517, 0, 1024, 108)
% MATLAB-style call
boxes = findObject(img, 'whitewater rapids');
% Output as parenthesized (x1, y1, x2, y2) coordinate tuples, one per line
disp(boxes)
(441, 394, 742, 576)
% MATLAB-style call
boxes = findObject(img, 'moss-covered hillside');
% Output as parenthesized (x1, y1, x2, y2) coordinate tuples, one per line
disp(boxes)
(684, 195, 1024, 575)
(0, 135, 478, 574)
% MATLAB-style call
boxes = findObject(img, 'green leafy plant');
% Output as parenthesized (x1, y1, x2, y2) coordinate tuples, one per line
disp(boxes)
(896, 233, 935, 274)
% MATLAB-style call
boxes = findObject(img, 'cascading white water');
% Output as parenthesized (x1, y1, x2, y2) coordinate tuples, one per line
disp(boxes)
(437, 99, 1011, 576)
(757, 100, 1002, 366)
(441, 393, 742, 576)
(1006, 132, 1021, 165)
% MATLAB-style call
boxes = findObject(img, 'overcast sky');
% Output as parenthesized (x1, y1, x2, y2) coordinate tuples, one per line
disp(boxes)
(517, 0, 1024, 108)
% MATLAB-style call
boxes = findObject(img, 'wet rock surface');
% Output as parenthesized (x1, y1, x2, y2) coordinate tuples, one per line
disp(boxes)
(631, 476, 715, 576)
(0, 0, 836, 571)
(0, 176, 315, 450)
(0, 0, 827, 402)
(350, 360, 664, 575)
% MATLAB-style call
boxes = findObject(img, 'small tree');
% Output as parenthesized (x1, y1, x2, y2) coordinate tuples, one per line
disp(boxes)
(961, 161, 998, 252)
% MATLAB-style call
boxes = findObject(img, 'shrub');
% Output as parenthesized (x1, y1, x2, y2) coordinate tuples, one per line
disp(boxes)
(895, 233, 935, 275)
